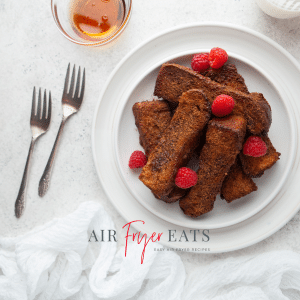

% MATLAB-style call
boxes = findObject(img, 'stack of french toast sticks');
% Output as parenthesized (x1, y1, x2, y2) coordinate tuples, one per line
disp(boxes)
(133, 61, 280, 218)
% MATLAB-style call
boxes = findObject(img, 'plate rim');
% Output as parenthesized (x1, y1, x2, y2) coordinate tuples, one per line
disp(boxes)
(92, 22, 300, 253)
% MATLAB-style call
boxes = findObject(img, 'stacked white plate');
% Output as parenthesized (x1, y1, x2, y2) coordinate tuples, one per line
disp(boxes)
(92, 23, 300, 253)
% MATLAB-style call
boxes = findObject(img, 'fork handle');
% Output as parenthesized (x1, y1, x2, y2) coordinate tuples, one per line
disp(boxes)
(15, 139, 36, 218)
(38, 120, 65, 197)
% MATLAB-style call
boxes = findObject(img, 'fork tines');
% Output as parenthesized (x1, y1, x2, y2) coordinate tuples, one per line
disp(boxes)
(63, 64, 85, 105)
(31, 87, 52, 129)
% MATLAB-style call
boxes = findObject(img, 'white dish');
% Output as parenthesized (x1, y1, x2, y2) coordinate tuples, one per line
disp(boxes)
(115, 52, 295, 229)
(256, 0, 300, 19)
(92, 23, 300, 252)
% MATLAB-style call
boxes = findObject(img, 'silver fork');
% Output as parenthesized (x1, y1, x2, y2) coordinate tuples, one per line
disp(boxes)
(38, 64, 85, 197)
(15, 88, 52, 218)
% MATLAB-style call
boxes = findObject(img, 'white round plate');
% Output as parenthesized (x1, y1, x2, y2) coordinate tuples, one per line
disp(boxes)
(115, 53, 295, 229)
(92, 23, 300, 252)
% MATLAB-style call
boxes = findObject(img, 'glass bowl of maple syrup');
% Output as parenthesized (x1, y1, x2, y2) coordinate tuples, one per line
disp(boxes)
(51, 0, 132, 46)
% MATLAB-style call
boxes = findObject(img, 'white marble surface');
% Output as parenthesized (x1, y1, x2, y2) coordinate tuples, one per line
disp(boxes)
(1, 0, 300, 272)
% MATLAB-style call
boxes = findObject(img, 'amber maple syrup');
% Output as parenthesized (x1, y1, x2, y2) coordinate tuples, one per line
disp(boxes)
(70, 0, 125, 41)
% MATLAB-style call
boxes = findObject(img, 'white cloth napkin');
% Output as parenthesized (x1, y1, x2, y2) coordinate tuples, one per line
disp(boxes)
(1, 201, 300, 300)
(0, 201, 185, 300)
(184, 251, 300, 300)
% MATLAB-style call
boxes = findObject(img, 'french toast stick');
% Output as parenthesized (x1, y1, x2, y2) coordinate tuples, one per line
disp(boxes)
(132, 100, 172, 156)
(239, 135, 281, 178)
(201, 63, 259, 201)
(202, 64, 272, 128)
(154, 63, 271, 135)
(179, 115, 246, 217)
(201, 63, 249, 94)
(153, 186, 188, 203)
(220, 158, 258, 203)
(133, 100, 187, 203)
(139, 89, 210, 199)
(204, 64, 278, 178)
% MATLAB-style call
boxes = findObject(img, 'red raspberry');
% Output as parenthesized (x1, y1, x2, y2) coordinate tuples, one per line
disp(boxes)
(191, 53, 210, 72)
(129, 150, 147, 169)
(175, 167, 198, 189)
(211, 95, 235, 117)
(208, 47, 228, 69)
(243, 136, 267, 157)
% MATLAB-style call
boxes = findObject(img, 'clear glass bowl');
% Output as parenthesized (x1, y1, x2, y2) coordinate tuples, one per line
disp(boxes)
(51, 0, 132, 46)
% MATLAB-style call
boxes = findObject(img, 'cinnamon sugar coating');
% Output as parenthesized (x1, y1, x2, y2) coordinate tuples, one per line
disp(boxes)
(139, 89, 210, 199)
(132, 100, 172, 156)
(154, 63, 271, 135)
(179, 115, 246, 217)
(221, 158, 258, 203)
(239, 135, 281, 178)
